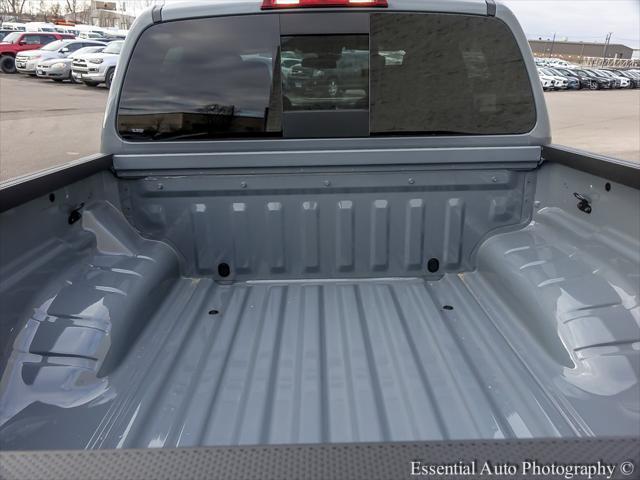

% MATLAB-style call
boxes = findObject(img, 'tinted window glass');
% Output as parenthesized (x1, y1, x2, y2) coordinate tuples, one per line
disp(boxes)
(3, 32, 20, 42)
(103, 41, 123, 54)
(281, 35, 368, 111)
(66, 42, 83, 52)
(118, 16, 280, 141)
(23, 35, 43, 45)
(41, 40, 65, 51)
(369, 13, 536, 135)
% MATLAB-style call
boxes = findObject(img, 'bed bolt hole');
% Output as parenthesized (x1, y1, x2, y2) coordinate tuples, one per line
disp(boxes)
(427, 258, 439, 273)
(218, 263, 231, 278)
(442, 305, 454, 311)
(605, 182, 611, 192)
(48, 193, 55, 203)
(208, 309, 220, 315)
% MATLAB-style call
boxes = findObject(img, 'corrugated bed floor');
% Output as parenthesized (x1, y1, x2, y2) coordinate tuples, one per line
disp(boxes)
(89, 274, 583, 449)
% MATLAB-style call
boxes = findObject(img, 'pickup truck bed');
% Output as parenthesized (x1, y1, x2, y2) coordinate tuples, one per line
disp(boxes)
(1, 158, 638, 450)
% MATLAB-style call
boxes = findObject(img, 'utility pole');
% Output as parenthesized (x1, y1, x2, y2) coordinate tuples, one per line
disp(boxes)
(548, 33, 556, 58)
(602, 32, 613, 67)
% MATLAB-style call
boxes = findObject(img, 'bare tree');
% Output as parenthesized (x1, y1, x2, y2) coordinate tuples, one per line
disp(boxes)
(49, 1, 61, 19)
(65, 0, 88, 22)
(0, 0, 29, 17)
(65, 0, 80, 21)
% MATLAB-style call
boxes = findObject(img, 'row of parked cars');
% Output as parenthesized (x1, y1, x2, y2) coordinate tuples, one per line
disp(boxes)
(0, 30, 122, 87)
(535, 58, 640, 91)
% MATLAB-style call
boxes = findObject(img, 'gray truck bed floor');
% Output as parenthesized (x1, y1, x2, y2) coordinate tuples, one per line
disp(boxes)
(84, 274, 578, 449)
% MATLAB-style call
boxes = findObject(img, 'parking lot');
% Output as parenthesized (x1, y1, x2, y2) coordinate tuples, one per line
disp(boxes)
(0, 74, 107, 181)
(0, 75, 639, 182)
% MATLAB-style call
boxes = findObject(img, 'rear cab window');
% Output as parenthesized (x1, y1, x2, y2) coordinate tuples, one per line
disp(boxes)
(117, 11, 536, 141)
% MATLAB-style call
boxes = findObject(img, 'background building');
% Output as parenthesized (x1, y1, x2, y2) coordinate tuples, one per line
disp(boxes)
(529, 39, 634, 60)
(64, 1, 134, 28)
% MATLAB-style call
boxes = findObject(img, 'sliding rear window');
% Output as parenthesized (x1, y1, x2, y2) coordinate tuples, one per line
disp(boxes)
(117, 12, 536, 141)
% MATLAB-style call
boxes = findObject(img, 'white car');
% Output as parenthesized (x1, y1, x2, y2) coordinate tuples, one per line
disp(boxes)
(24, 22, 57, 32)
(539, 75, 554, 91)
(71, 40, 123, 88)
(16, 39, 106, 75)
(598, 70, 630, 88)
(537, 67, 568, 90)
(547, 59, 571, 68)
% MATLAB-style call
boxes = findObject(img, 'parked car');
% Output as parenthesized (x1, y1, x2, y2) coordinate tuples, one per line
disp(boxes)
(585, 68, 619, 88)
(544, 67, 580, 90)
(615, 69, 640, 88)
(24, 21, 57, 32)
(538, 74, 555, 91)
(74, 24, 106, 37)
(78, 31, 106, 40)
(597, 69, 630, 89)
(551, 67, 592, 89)
(539, 76, 553, 91)
(0, 31, 73, 73)
(0, 29, 14, 41)
(1, 3, 639, 476)
(0, 21, 26, 31)
(281, 57, 302, 80)
(285, 48, 369, 102)
(573, 68, 612, 89)
(536, 68, 557, 91)
(16, 39, 106, 76)
(71, 39, 123, 87)
(537, 67, 569, 90)
(36, 45, 107, 82)
(607, 69, 637, 88)
(547, 58, 572, 68)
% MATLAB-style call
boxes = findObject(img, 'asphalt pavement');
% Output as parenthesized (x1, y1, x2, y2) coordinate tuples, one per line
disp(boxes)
(0, 74, 108, 181)
(0, 74, 638, 182)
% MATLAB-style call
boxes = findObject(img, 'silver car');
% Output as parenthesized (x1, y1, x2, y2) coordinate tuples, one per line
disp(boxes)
(16, 39, 105, 75)
(36, 45, 106, 82)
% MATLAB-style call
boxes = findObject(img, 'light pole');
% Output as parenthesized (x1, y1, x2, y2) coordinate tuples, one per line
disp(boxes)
(548, 33, 556, 58)
(602, 32, 613, 66)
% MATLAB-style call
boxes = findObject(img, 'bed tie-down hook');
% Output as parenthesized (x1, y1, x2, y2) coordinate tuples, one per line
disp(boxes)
(573, 192, 592, 214)
(68, 202, 85, 225)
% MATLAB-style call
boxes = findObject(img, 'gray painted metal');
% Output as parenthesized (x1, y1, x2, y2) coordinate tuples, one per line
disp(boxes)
(112, 146, 542, 172)
(3, 438, 639, 480)
(0, 159, 638, 450)
(485, 0, 496, 16)
(159, 0, 490, 22)
(0, 154, 112, 213)
(119, 167, 535, 278)
(543, 144, 640, 189)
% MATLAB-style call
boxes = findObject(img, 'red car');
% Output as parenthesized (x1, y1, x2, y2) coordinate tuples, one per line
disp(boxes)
(0, 31, 74, 73)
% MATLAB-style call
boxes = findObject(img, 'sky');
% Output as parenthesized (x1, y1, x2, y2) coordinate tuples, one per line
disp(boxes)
(135, 0, 640, 48)
(501, 0, 640, 48)
(21, 0, 640, 48)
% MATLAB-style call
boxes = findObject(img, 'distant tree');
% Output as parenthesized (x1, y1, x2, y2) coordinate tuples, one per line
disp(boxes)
(64, 0, 89, 23)
(0, 0, 29, 17)
(49, 1, 62, 19)
(65, 0, 84, 22)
